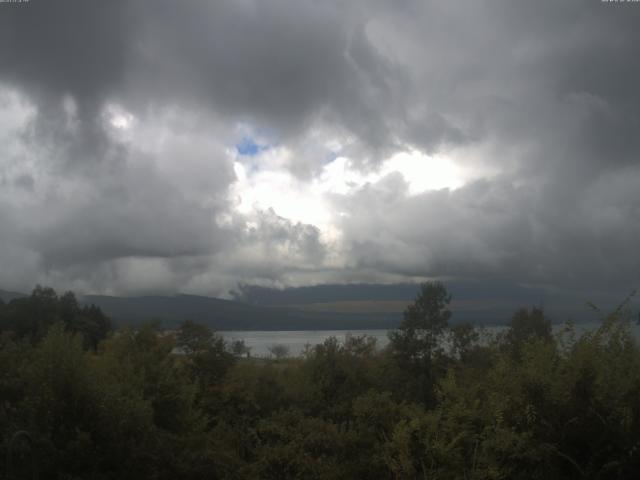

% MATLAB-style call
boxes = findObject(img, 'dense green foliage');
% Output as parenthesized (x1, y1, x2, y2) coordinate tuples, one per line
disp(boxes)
(1, 284, 640, 479)
(0, 286, 111, 349)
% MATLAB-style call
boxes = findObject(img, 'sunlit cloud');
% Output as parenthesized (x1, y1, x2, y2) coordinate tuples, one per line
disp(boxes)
(104, 104, 134, 130)
(2, 0, 639, 295)
(230, 145, 472, 244)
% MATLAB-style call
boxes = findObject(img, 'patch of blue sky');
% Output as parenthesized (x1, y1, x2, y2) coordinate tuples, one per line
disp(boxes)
(325, 151, 339, 163)
(236, 137, 269, 156)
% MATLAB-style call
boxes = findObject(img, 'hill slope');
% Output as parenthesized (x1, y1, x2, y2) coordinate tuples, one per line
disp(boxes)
(82, 294, 399, 331)
(0, 289, 27, 303)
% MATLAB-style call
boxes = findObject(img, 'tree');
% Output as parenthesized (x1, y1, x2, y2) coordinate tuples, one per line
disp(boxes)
(60, 292, 111, 349)
(504, 306, 551, 357)
(389, 281, 451, 361)
(388, 281, 452, 406)
(0, 287, 110, 348)
(177, 320, 235, 388)
(450, 322, 479, 362)
(75, 303, 111, 350)
(230, 339, 251, 358)
(176, 320, 214, 355)
(268, 344, 290, 360)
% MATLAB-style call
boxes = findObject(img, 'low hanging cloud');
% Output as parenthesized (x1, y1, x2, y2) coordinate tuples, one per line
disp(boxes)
(0, 0, 639, 296)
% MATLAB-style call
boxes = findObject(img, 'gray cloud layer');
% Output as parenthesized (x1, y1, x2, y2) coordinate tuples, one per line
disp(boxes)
(1, 0, 639, 296)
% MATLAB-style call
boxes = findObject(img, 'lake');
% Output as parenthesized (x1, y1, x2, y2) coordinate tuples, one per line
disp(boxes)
(221, 321, 640, 357)
(220, 329, 391, 357)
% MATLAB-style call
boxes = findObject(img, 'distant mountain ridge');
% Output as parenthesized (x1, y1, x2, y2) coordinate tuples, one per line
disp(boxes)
(82, 293, 399, 331)
(233, 280, 546, 305)
(0, 289, 27, 303)
(2, 280, 615, 330)
(2, 288, 401, 330)
(84, 280, 546, 330)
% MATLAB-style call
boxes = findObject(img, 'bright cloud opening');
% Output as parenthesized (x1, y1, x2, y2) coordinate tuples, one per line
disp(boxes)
(104, 104, 134, 130)
(381, 150, 464, 194)
(231, 146, 469, 242)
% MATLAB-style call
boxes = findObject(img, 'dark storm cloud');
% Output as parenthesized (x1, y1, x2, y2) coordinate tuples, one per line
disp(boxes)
(333, 170, 640, 290)
(320, 0, 640, 293)
(34, 169, 228, 267)
(0, 1, 129, 101)
(2, 0, 412, 166)
(0, 0, 131, 166)
(1, 0, 639, 295)
(123, 0, 412, 166)
(3, 0, 639, 163)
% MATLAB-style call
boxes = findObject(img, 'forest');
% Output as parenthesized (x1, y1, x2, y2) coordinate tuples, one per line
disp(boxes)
(1, 283, 639, 479)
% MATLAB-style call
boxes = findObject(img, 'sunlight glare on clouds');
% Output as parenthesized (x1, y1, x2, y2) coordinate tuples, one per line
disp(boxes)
(231, 145, 468, 241)
(0, 87, 37, 182)
(232, 158, 332, 230)
(112, 116, 130, 129)
(0, 87, 36, 137)
(104, 104, 134, 130)
(381, 150, 464, 194)
(318, 150, 466, 196)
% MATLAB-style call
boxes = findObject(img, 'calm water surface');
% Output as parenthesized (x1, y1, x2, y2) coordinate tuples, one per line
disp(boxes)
(221, 322, 640, 357)
(220, 329, 390, 357)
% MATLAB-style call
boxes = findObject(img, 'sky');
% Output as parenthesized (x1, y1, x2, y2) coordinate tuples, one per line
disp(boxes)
(0, 0, 639, 299)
